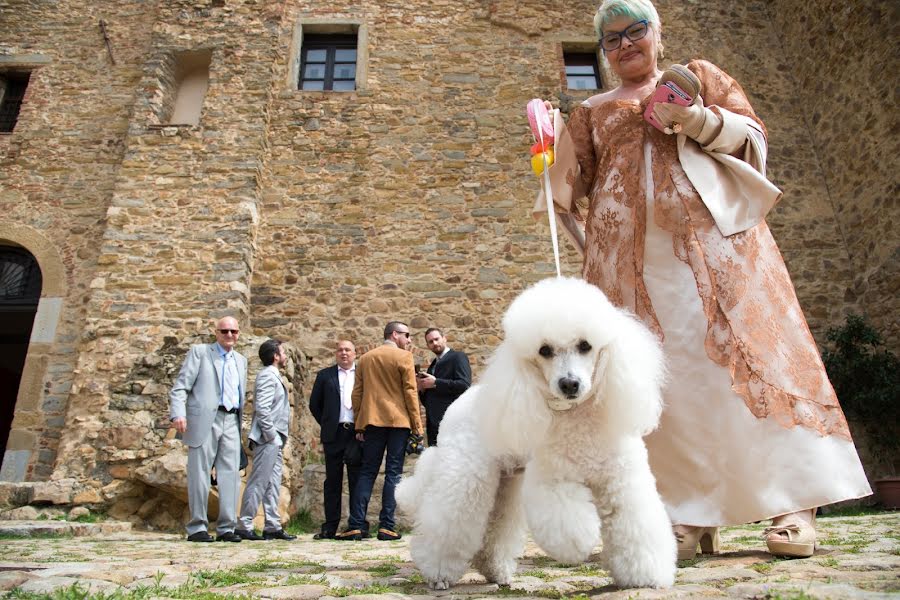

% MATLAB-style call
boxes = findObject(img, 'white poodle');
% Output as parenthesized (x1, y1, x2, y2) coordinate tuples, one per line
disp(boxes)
(396, 277, 675, 590)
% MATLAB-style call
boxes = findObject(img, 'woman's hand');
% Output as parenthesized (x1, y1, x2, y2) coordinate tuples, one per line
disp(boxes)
(652, 96, 722, 144)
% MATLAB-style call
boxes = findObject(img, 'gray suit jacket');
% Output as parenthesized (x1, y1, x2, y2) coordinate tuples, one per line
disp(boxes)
(249, 365, 290, 446)
(169, 343, 248, 448)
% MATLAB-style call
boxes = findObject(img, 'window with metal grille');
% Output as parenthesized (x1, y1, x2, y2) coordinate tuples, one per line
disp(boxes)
(0, 72, 31, 133)
(564, 52, 601, 90)
(299, 34, 357, 91)
(0, 246, 42, 305)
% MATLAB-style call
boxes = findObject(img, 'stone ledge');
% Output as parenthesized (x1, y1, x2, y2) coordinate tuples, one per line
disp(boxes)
(0, 520, 132, 537)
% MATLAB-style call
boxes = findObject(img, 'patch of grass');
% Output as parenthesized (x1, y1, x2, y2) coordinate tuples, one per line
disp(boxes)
(749, 561, 775, 573)
(571, 563, 605, 576)
(405, 572, 425, 584)
(191, 568, 262, 587)
(283, 574, 326, 586)
(677, 557, 702, 568)
(7, 581, 257, 600)
(242, 558, 325, 574)
(70, 512, 103, 524)
(528, 556, 557, 567)
(0, 532, 74, 540)
(365, 562, 399, 577)
(757, 590, 816, 600)
(494, 587, 564, 599)
(730, 535, 762, 544)
(518, 569, 551, 579)
(329, 583, 396, 597)
(284, 509, 316, 535)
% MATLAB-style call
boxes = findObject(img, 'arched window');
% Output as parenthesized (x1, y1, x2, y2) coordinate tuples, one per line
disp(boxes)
(0, 246, 41, 463)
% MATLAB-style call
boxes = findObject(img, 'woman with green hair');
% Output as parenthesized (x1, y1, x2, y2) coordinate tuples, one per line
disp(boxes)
(537, 0, 870, 560)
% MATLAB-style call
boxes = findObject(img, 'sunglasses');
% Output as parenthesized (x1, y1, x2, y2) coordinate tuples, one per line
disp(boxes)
(217, 329, 240, 335)
(396, 331, 411, 338)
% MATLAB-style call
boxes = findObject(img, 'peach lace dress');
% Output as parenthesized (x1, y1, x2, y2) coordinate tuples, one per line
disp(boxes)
(549, 60, 870, 526)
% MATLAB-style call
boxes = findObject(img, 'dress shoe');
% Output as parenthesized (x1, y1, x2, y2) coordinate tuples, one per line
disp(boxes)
(335, 528, 363, 541)
(765, 509, 816, 558)
(674, 525, 719, 560)
(186, 531, 214, 543)
(376, 527, 402, 541)
(235, 528, 265, 541)
(313, 531, 336, 540)
(216, 531, 242, 543)
(263, 529, 297, 541)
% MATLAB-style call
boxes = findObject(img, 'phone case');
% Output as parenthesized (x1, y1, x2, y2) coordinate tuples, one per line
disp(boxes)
(643, 81, 693, 131)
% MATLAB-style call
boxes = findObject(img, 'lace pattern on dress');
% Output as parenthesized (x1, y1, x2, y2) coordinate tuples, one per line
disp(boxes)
(565, 60, 851, 440)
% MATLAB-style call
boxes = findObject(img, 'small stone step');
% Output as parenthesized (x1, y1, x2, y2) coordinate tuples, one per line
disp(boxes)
(0, 520, 132, 537)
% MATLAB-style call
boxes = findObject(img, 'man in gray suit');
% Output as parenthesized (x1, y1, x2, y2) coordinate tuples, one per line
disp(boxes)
(170, 316, 248, 543)
(235, 339, 296, 541)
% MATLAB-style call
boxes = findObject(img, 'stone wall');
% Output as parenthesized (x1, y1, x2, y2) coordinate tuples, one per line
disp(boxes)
(0, 0, 160, 480)
(0, 0, 895, 524)
(768, 0, 899, 353)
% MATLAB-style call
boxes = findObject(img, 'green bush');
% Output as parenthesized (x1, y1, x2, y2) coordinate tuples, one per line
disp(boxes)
(823, 315, 899, 476)
(822, 315, 899, 422)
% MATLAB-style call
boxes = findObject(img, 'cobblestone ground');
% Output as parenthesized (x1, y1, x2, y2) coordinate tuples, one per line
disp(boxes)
(0, 512, 896, 599)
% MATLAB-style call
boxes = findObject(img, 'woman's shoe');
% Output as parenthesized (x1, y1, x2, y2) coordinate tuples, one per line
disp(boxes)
(673, 525, 720, 560)
(764, 509, 816, 558)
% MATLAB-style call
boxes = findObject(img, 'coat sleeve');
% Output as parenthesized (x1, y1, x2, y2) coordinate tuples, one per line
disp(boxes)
(677, 59, 783, 236)
(308, 370, 325, 425)
(435, 352, 472, 397)
(400, 354, 423, 434)
(169, 345, 202, 420)
(254, 369, 278, 444)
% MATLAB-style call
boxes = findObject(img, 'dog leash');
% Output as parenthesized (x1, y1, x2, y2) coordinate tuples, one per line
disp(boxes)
(527, 100, 562, 277)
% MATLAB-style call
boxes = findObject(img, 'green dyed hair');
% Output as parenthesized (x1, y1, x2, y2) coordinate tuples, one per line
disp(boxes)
(593, 0, 661, 37)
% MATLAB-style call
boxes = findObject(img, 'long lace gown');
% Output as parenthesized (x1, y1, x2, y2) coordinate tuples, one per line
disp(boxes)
(551, 60, 870, 526)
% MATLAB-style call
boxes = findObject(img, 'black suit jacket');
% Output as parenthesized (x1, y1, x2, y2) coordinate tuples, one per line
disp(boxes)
(422, 349, 471, 410)
(308, 364, 347, 444)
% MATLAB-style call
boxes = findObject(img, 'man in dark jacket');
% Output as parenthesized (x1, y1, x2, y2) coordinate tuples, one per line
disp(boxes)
(416, 327, 472, 447)
(308, 340, 360, 540)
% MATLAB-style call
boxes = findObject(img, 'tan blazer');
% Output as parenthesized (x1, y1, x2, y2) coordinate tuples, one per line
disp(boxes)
(351, 343, 422, 434)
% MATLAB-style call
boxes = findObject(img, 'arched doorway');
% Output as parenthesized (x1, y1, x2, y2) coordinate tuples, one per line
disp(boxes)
(0, 246, 41, 460)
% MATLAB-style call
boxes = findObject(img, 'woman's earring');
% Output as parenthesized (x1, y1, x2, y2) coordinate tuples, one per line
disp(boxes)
(658, 43, 665, 59)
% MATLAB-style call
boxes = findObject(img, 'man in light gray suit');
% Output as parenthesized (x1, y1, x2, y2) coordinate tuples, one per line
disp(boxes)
(170, 316, 248, 543)
(235, 339, 296, 541)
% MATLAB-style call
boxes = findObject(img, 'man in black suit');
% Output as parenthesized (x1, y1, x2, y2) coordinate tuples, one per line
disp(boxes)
(308, 339, 361, 540)
(416, 328, 472, 447)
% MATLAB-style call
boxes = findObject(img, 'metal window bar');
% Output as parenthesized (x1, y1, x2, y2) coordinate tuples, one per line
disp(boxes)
(0, 247, 42, 304)
(300, 34, 357, 91)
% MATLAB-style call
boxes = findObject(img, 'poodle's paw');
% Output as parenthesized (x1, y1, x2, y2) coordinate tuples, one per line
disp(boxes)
(479, 559, 516, 586)
(605, 551, 675, 589)
(428, 579, 451, 591)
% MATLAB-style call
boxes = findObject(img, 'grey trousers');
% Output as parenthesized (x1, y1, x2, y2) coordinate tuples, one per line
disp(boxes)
(186, 410, 240, 535)
(238, 437, 284, 532)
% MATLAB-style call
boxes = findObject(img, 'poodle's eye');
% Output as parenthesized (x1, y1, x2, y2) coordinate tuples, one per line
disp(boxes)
(538, 344, 554, 358)
(577, 340, 592, 354)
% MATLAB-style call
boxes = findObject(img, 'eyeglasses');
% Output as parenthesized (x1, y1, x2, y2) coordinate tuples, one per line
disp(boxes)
(217, 329, 239, 335)
(599, 19, 649, 52)
(395, 331, 411, 338)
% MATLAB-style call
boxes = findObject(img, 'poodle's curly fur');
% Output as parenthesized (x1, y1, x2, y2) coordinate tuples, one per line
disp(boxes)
(396, 277, 676, 590)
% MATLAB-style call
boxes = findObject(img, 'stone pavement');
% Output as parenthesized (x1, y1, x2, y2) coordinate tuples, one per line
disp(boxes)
(0, 512, 896, 599)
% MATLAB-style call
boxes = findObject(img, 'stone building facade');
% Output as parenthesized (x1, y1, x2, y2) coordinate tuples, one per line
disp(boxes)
(0, 0, 896, 526)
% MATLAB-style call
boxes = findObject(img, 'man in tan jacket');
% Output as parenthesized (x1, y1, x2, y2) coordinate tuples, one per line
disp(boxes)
(336, 321, 423, 541)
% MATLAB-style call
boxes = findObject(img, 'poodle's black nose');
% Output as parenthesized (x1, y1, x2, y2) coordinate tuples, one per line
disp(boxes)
(558, 377, 580, 398)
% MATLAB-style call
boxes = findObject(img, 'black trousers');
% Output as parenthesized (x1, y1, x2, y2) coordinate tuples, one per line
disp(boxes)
(424, 399, 453, 447)
(321, 424, 360, 534)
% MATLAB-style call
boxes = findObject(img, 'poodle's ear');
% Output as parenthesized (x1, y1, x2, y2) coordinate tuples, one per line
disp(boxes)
(478, 345, 552, 457)
(598, 311, 666, 436)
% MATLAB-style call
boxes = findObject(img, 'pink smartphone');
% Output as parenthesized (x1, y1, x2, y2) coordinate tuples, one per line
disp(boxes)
(644, 81, 693, 131)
